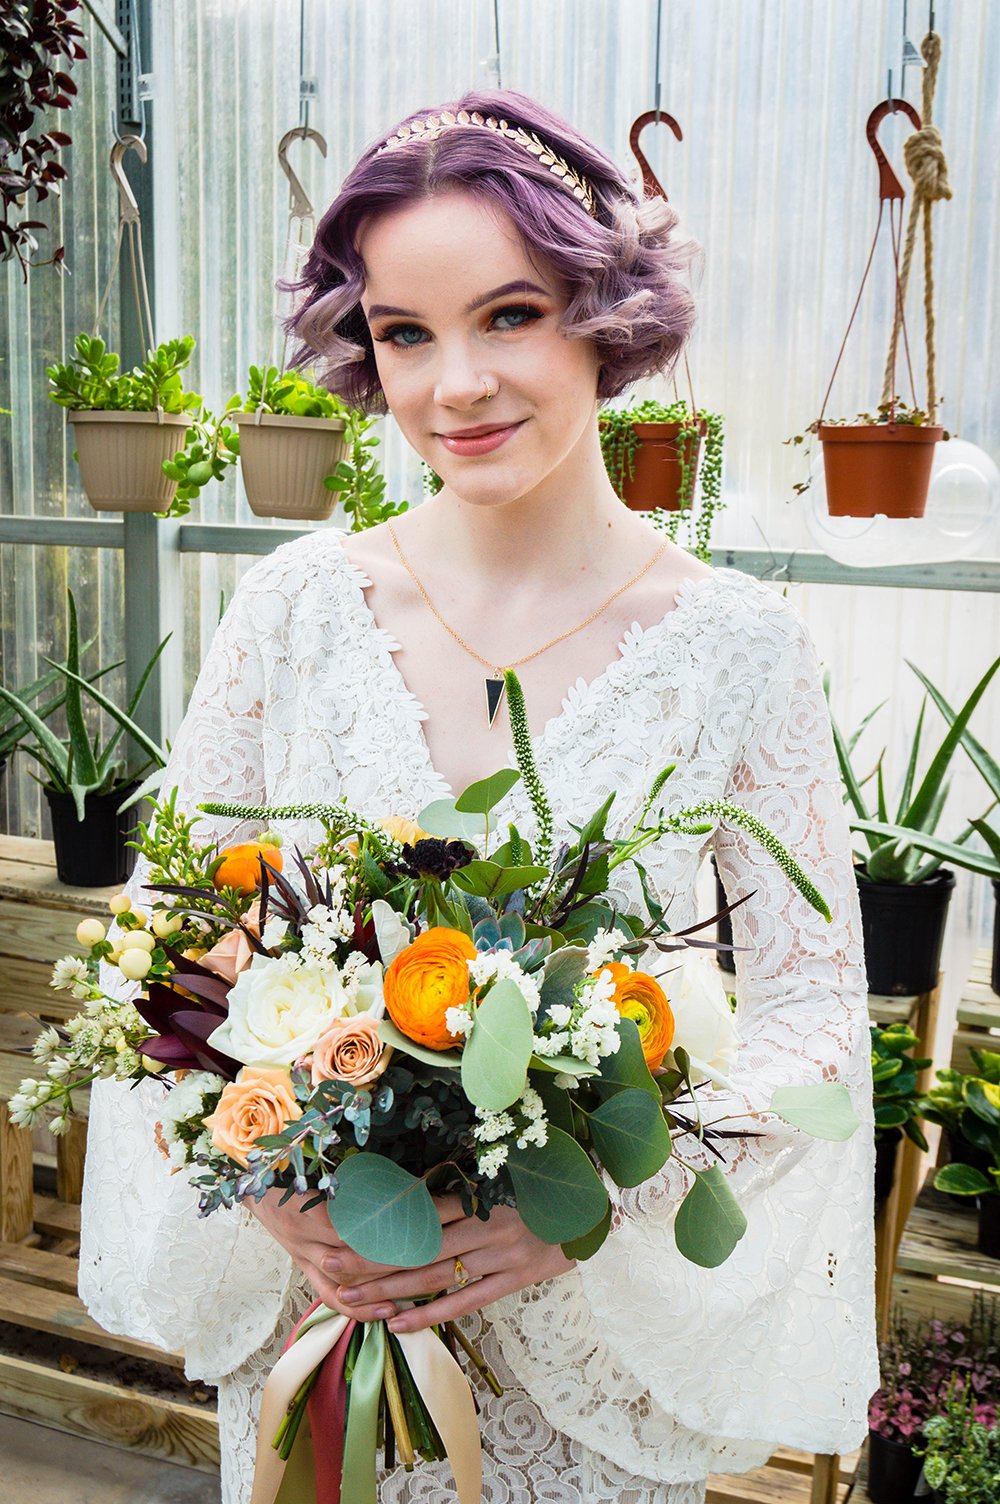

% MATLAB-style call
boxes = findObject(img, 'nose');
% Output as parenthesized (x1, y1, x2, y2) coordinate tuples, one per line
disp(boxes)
(432, 337, 490, 412)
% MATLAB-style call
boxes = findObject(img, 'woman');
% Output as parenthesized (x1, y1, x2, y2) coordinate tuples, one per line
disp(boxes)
(79, 89, 878, 1504)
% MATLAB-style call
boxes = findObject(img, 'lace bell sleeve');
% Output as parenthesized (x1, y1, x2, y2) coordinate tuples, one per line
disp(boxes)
(78, 566, 296, 1385)
(573, 598, 879, 1451)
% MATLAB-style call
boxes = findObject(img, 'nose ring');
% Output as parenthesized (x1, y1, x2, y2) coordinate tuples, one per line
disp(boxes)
(481, 378, 496, 401)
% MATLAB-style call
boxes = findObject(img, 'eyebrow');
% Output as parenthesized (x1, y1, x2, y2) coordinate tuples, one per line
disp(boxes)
(365, 280, 551, 322)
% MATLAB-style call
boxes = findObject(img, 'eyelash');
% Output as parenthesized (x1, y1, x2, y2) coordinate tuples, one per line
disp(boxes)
(372, 303, 544, 350)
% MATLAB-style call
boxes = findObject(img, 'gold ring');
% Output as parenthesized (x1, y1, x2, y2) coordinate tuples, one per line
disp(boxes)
(482, 378, 494, 401)
(453, 1257, 471, 1287)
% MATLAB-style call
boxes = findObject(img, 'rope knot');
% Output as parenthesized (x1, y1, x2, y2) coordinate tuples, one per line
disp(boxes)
(903, 125, 953, 202)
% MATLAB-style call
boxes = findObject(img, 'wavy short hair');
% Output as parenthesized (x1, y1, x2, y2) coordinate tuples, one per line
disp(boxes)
(281, 88, 702, 415)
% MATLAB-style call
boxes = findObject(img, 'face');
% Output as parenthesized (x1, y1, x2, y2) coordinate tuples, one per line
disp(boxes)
(357, 189, 602, 509)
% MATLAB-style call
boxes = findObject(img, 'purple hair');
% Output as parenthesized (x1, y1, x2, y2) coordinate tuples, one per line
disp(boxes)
(281, 88, 702, 414)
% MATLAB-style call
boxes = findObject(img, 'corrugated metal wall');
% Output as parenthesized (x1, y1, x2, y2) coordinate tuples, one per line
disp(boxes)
(2, 1, 998, 996)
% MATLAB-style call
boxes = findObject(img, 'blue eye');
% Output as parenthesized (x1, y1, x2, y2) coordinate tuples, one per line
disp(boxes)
(373, 303, 543, 350)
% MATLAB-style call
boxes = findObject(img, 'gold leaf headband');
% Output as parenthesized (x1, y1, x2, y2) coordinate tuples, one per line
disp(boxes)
(375, 108, 598, 219)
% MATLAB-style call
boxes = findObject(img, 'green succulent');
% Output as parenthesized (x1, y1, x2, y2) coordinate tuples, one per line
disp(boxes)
(871, 1022, 931, 1147)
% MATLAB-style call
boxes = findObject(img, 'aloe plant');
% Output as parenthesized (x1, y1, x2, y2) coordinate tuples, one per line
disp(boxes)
(0, 589, 170, 821)
(824, 652, 1000, 884)
(0, 642, 116, 760)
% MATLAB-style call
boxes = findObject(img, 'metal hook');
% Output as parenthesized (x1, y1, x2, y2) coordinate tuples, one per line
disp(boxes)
(277, 126, 328, 220)
(867, 99, 922, 200)
(628, 109, 683, 202)
(109, 134, 146, 225)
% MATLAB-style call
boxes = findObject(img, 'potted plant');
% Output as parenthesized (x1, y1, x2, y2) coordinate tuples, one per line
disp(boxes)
(597, 399, 725, 562)
(916, 1051, 1000, 1186)
(0, 643, 117, 789)
(871, 1022, 931, 1211)
(46, 334, 202, 513)
(0, 590, 170, 886)
(786, 397, 948, 519)
(915, 1371, 1000, 1504)
(825, 651, 1000, 995)
(224, 364, 352, 522)
(932, 1067, 1000, 1257)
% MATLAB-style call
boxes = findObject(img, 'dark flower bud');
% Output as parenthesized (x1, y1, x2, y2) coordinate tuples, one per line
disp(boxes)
(399, 837, 476, 882)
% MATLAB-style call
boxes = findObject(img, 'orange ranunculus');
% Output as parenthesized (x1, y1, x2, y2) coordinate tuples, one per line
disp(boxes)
(383, 926, 477, 1052)
(600, 961, 675, 1071)
(310, 1014, 390, 1087)
(203, 1065, 302, 1169)
(213, 841, 283, 896)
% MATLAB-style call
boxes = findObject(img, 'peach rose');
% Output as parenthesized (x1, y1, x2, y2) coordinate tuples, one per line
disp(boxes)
(310, 1014, 390, 1087)
(199, 899, 263, 985)
(202, 1065, 302, 1169)
(383, 926, 477, 1051)
(600, 961, 675, 1071)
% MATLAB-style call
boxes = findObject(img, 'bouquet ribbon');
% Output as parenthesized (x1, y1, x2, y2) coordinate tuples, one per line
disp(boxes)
(250, 1300, 482, 1504)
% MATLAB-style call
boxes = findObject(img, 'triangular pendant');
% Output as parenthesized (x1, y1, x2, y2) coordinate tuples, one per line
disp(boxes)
(485, 677, 506, 726)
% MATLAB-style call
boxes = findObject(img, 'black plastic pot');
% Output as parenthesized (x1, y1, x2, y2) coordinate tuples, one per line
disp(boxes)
(711, 854, 736, 975)
(874, 1128, 902, 1211)
(857, 868, 955, 995)
(43, 780, 141, 887)
(992, 878, 1000, 997)
(978, 1194, 1000, 1258)
(867, 1429, 925, 1503)
(943, 1128, 993, 1177)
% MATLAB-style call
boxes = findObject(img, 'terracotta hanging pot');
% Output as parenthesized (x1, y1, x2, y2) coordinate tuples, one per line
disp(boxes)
(618, 420, 706, 513)
(68, 410, 192, 513)
(233, 413, 348, 521)
(819, 422, 943, 519)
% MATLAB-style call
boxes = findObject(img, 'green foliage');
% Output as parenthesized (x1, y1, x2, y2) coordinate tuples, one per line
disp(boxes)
(917, 1374, 1000, 1502)
(0, 645, 117, 759)
(870, 1022, 932, 1148)
(768, 1082, 859, 1141)
(506, 1126, 610, 1243)
(597, 398, 726, 564)
(329, 1152, 443, 1267)
(673, 1164, 748, 1267)
(461, 979, 534, 1111)
(824, 656, 1000, 885)
(47, 334, 202, 416)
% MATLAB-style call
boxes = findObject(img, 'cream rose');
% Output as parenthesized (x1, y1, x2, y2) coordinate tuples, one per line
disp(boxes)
(310, 1015, 391, 1087)
(203, 1066, 302, 1168)
(666, 952, 741, 1084)
(207, 953, 350, 1067)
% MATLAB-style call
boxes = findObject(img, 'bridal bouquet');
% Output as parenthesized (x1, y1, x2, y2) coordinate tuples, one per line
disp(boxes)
(14, 669, 857, 1504)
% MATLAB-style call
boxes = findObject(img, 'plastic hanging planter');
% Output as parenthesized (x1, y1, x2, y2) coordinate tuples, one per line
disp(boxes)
(819, 422, 944, 518)
(617, 419, 706, 513)
(233, 412, 348, 521)
(68, 410, 192, 513)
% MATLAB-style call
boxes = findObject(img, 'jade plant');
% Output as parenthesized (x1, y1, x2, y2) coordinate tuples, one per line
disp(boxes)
(0, 589, 170, 820)
(597, 398, 725, 564)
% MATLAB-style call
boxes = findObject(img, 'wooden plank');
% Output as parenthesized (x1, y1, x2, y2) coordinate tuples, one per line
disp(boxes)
(0, 897, 102, 963)
(0, 835, 57, 867)
(768, 1448, 859, 1484)
(0, 1353, 220, 1473)
(57, 1116, 88, 1204)
(889, 1267, 991, 1326)
(0, 1271, 185, 1369)
(895, 1171, 1000, 1285)
(0, 955, 85, 1023)
(0, 1240, 79, 1293)
(33, 1193, 81, 1238)
(0, 1053, 89, 1116)
(0, 1101, 33, 1243)
(867, 995, 920, 1028)
(706, 1461, 848, 1504)
(951, 1027, 1000, 1076)
(0, 866, 121, 914)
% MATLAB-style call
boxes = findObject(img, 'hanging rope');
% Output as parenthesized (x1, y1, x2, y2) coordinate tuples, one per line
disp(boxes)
(880, 30, 952, 419)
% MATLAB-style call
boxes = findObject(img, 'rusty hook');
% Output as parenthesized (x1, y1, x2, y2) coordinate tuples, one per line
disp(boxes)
(628, 109, 683, 202)
(109, 134, 146, 226)
(866, 100, 922, 201)
(278, 125, 328, 220)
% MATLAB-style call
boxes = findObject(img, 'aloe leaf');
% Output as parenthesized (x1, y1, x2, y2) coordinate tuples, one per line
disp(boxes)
(876, 756, 888, 824)
(41, 659, 167, 768)
(90, 631, 172, 777)
(847, 698, 889, 757)
(894, 697, 926, 822)
(902, 653, 1000, 832)
(0, 682, 69, 779)
(907, 659, 1000, 803)
(62, 592, 99, 785)
(972, 818, 1000, 863)
(827, 703, 879, 854)
(851, 818, 1000, 878)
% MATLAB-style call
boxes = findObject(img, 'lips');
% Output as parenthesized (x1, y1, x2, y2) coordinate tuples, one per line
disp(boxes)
(439, 422, 518, 439)
(436, 420, 525, 457)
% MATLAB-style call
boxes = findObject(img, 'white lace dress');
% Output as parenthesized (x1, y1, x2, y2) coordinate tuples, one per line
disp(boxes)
(78, 531, 879, 1504)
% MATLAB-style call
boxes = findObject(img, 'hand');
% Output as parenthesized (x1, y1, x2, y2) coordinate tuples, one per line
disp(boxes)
(332, 1196, 576, 1333)
(248, 1186, 403, 1318)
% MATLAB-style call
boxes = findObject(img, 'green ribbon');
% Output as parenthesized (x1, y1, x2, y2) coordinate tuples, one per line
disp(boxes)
(341, 1320, 387, 1504)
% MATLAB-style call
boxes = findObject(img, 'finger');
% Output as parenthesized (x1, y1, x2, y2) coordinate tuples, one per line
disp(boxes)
(338, 1249, 486, 1309)
(433, 1193, 468, 1225)
(386, 1272, 516, 1333)
(318, 1246, 400, 1283)
(303, 1261, 397, 1323)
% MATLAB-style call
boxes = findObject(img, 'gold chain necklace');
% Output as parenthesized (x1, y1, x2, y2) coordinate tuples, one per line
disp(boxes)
(387, 521, 670, 726)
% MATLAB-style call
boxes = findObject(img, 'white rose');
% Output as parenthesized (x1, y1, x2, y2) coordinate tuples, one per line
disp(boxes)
(207, 953, 351, 1067)
(667, 952, 741, 1085)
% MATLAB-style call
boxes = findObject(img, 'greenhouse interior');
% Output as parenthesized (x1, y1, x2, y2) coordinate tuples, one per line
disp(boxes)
(2, 2, 1000, 1502)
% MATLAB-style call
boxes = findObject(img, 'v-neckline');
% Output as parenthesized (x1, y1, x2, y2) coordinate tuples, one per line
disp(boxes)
(323, 530, 733, 801)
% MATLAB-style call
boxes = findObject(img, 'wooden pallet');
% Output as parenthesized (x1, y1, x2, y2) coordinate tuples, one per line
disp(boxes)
(949, 946, 1000, 1074)
(707, 1447, 858, 1502)
(0, 835, 221, 1472)
(890, 1165, 1000, 1326)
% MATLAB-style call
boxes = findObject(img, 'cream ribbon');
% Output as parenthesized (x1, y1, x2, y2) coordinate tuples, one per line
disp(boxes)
(249, 1310, 483, 1504)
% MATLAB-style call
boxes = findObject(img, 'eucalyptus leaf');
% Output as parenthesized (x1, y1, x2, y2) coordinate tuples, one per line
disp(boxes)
(377, 1017, 463, 1070)
(415, 797, 488, 839)
(453, 767, 521, 815)
(528, 1053, 599, 1078)
(587, 1087, 672, 1186)
(769, 1082, 858, 1141)
(538, 945, 590, 1016)
(331, 1154, 443, 1267)
(561, 1201, 613, 1262)
(506, 1126, 610, 1243)
(594, 1017, 661, 1102)
(674, 1165, 748, 1268)
(461, 978, 534, 1111)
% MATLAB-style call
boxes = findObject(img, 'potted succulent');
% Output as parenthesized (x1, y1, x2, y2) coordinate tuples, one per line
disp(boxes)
(46, 334, 202, 513)
(871, 1022, 931, 1211)
(598, 399, 725, 562)
(825, 651, 1000, 995)
(915, 1370, 1000, 1504)
(226, 364, 349, 522)
(0, 644, 116, 789)
(0, 589, 170, 886)
(786, 397, 949, 519)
